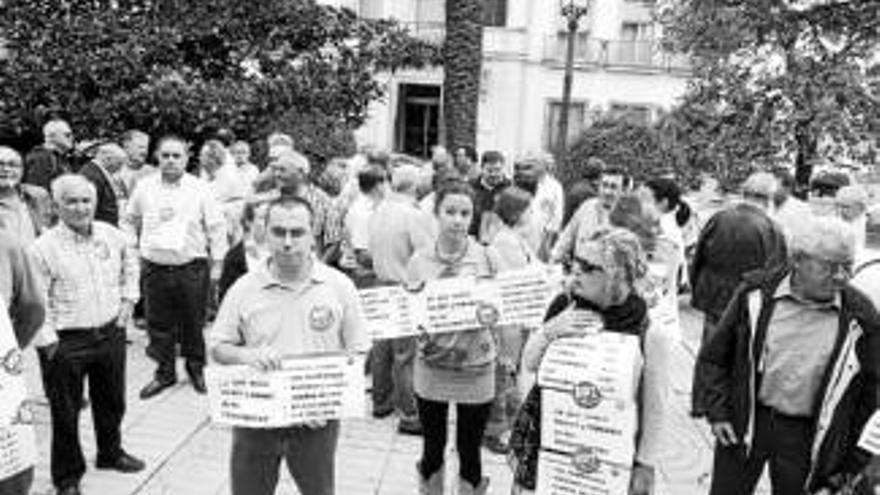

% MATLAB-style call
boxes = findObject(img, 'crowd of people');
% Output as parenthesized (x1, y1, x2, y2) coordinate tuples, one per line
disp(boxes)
(0, 116, 879, 495)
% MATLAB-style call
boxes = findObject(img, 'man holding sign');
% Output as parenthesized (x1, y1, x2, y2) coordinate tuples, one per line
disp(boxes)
(210, 196, 367, 495)
(698, 217, 880, 495)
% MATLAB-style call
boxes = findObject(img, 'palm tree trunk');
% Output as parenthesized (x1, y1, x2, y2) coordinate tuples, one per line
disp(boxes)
(443, 0, 483, 155)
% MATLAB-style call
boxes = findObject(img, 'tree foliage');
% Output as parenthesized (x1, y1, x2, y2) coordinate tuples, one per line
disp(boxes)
(661, 0, 880, 191)
(0, 0, 441, 164)
(443, 0, 483, 153)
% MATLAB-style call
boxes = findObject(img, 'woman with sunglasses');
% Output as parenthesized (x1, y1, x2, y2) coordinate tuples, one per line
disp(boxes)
(511, 227, 671, 495)
(406, 178, 500, 495)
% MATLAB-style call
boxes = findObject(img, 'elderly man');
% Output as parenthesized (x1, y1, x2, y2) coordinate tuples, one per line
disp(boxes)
(24, 119, 76, 191)
(259, 148, 342, 264)
(690, 172, 788, 417)
(118, 130, 154, 198)
(551, 165, 627, 264)
(79, 143, 128, 226)
(32, 175, 144, 495)
(0, 146, 53, 242)
(230, 140, 260, 190)
(124, 135, 227, 399)
(210, 196, 367, 495)
(367, 165, 433, 434)
(698, 216, 880, 495)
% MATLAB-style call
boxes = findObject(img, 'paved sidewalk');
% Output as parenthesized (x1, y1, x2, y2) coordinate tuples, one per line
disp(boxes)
(21, 303, 764, 495)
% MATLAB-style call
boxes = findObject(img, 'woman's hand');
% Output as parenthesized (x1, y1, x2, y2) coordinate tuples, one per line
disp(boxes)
(629, 462, 654, 495)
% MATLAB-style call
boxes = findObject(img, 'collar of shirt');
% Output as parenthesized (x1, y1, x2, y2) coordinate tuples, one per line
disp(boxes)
(773, 274, 841, 311)
(251, 255, 332, 290)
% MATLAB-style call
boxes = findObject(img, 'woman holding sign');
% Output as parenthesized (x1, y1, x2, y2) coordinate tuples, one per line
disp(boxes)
(511, 227, 670, 495)
(406, 178, 500, 495)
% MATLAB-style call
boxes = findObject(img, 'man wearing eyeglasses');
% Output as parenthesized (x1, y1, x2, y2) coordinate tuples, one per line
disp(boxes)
(697, 216, 880, 495)
(0, 146, 54, 242)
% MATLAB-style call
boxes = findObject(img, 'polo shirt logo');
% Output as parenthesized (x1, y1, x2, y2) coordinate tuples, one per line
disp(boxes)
(309, 305, 335, 332)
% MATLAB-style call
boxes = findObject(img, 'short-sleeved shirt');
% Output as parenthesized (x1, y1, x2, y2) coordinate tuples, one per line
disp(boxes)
(209, 257, 368, 356)
(368, 194, 434, 283)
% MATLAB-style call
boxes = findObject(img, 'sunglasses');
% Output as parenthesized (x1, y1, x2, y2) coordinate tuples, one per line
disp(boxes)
(572, 257, 605, 274)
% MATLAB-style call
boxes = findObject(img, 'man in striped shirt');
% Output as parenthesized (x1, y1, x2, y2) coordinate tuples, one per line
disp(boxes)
(32, 174, 144, 495)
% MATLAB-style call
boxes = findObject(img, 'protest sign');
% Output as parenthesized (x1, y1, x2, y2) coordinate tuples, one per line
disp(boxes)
(0, 425, 36, 480)
(536, 449, 631, 495)
(0, 309, 26, 428)
(360, 265, 562, 340)
(536, 330, 642, 495)
(206, 353, 365, 428)
(858, 409, 880, 455)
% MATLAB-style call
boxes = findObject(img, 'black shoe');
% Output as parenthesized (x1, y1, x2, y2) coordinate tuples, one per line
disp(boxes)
(372, 407, 394, 419)
(397, 417, 422, 436)
(483, 435, 510, 455)
(58, 485, 81, 495)
(96, 451, 145, 473)
(139, 379, 175, 400)
(186, 366, 207, 394)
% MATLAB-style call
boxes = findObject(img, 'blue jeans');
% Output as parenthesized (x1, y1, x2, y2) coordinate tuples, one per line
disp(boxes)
(230, 422, 339, 495)
(371, 337, 417, 418)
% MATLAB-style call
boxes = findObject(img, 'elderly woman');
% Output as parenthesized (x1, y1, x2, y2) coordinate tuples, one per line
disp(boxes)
(407, 178, 499, 495)
(510, 227, 670, 495)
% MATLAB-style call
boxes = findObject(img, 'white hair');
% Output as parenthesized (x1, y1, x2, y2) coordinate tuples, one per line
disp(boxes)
(267, 132, 294, 149)
(789, 215, 855, 258)
(274, 148, 311, 174)
(51, 174, 96, 203)
(43, 119, 71, 139)
(391, 164, 421, 194)
(0, 146, 22, 167)
(742, 172, 778, 200)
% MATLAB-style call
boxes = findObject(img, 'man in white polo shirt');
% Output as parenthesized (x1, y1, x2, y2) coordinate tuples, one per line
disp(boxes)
(210, 196, 367, 495)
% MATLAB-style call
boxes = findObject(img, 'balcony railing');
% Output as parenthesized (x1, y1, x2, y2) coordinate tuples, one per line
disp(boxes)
(399, 21, 445, 44)
(543, 36, 691, 73)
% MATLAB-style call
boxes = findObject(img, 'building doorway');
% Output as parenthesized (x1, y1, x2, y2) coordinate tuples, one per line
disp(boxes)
(395, 83, 442, 159)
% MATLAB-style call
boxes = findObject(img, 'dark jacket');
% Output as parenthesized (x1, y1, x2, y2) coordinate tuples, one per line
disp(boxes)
(218, 241, 247, 304)
(469, 176, 511, 239)
(689, 202, 787, 320)
(23, 145, 74, 192)
(79, 161, 119, 226)
(698, 264, 880, 492)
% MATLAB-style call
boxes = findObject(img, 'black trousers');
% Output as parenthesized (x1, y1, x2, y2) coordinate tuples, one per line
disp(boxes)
(691, 312, 719, 417)
(39, 323, 126, 490)
(416, 396, 492, 486)
(142, 259, 209, 382)
(709, 404, 814, 495)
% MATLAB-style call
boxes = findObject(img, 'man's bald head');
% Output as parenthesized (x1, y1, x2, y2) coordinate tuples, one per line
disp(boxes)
(95, 143, 128, 174)
(43, 119, 74, 152)
(269, 148, 311, 192)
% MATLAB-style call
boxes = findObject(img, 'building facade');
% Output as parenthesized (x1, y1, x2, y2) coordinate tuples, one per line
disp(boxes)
(330, 0, 692, 160)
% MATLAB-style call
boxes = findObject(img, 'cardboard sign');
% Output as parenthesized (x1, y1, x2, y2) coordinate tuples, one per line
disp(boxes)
(360, 265, 563, 340)
(0, 311, 26, 428)
(0, 425, 36, 480)
(536, 330, 643, 495)
(858, 409, 880, 455)
(536, 449, 631, 495)
(206, 354, 365, 428)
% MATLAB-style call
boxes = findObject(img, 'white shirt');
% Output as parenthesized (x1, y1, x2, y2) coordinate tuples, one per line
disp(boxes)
(534, 174, 564, 234)
(124, 173, 228, 265)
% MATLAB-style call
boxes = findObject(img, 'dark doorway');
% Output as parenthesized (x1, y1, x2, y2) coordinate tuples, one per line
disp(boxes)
(395, 83, 441, 159)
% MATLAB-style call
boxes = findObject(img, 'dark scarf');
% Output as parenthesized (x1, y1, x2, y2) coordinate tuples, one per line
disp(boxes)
(556, 291, 649, 336)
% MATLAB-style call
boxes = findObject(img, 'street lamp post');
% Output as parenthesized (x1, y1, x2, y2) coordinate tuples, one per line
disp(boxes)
(557, 0, 591, 157)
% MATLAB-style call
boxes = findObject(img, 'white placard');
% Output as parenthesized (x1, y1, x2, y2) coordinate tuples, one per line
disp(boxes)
(858, 410, 880, 455)
(537, 332, 642, 402)
(540, 389, 638, 464)
(206, 354, 365, 428)
(0, 313, 26, 428)
(536, 449, 631, 495)
(359, 265, 562, 340)
(0, 425, 36, 479)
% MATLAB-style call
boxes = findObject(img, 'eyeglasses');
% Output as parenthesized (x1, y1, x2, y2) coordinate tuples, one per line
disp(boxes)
(807, 255, 854, 277)
(572, 257, 604, 274)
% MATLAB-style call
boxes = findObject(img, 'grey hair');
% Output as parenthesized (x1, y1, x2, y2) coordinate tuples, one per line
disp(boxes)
(390, 164, 420, 193)
(741, 172, 778, 201)
(43, 119, 71, 139)
(789, 215, 855, 258)
(51, 174, 96, 203)
(267, 132, 294, 149)
(0, 146, 22, 167)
